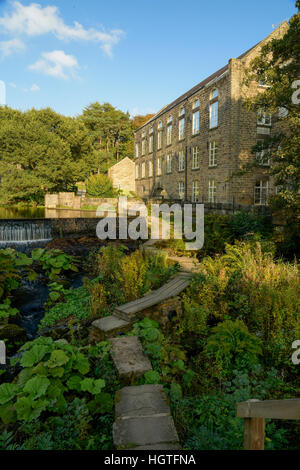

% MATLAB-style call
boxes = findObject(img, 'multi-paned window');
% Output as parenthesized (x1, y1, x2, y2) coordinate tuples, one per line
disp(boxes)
(167, 117, 172, 145)
(254, 180, 269, 205)
(135, 163, 139, 179)
(208, 179, 216, 203)
(149, 127, 154, 153)
(135, 143, 139, 159)
(157, 121, 162, 149)
(257, 110, 272, 126)
(178, 181, 185, 199)
(141, 162, 145, 178)
(167, 154, 172, 173)
(193, 99, 200, 109)
(179, 117, 185, 140)
(209, 101, 218, 129)
(256, 139, 270, 166)
(192, 181, 199, 202)
(192, 146, 200, 169)
(178, 150, 185, 171)
(179, 107, 185, 116)
(209, 141, 218, 167)
(192, 110, 200, 134)
(157, 157, 162, 176)
(142, 132, 146, 155)
(148, 160, 153, 177)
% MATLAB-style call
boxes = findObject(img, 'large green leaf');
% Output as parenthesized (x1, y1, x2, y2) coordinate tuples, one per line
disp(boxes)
(74, 353, 90, 374)
(20, 345, 49, 367)
(23, 376, 50, 399)
(46, 350, 69, 368)
(0, 383, 16, 405)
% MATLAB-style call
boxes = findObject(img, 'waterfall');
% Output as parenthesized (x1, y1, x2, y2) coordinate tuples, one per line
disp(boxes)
(0, 220, 52, 243)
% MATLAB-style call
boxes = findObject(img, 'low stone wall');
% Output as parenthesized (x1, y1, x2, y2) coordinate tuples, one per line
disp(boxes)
(45, 193, 144, 212)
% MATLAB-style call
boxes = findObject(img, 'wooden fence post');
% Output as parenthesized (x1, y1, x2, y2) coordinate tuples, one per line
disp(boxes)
(243, 417, 265, 450)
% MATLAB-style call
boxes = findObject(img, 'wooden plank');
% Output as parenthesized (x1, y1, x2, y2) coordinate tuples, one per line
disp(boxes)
(237, 399, 300, 420)
(244, 418, 265, 450)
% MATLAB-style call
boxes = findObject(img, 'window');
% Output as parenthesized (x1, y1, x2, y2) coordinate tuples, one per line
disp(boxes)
(209, 141, 218, 167)
(135, 164, 139, 179)
(178, 151, 185, 171)
(193, 99, 200, 109)
(208, 180, 216, 203)
(254, 180, 269, 205)
(178, 182, 185, 199)
(149, 134, 153, 153)
(167, 154, 172, 173)
(179, 117, 185, 140)
(211, 89, 218, 100)
(157, 121, 162, 149)
(142, 138, 146, 156)
(256, 140, 270, 166)
(192, 181, 199, 202)
(135, 143, 139, 159)
(179, 107, 185, 116)
(168, 115, 173, 124)
(209, 101, 218, 128)
(257, 110, 272, 126)
(192, 146, 200, 169)
(167, 123, 172, 145)
(157, 157, 162, 176)
(148, 160, 153, 177)
(141, 162, 145, 178)
(192, 110, 200, 134)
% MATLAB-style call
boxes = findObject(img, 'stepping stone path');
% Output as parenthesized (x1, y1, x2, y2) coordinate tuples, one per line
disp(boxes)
(90, 242, 201, 449)
(109, 336, 152, 385)
(113, 385, 180, 450)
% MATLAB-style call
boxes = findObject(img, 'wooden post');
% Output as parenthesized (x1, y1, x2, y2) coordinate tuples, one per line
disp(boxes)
(244, 417, 265, 450)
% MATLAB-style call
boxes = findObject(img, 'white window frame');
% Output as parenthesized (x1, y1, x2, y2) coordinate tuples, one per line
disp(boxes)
(208, 179, 216, 203)
(257, 110, 272, 126)
(178, 181, 185, 200)
(135, 163, 139, 179)
(148, 160, 153, 177)
(149, 134, 153, 153)
(209, 101, 218, 129)
(192, 99, 200, 109)
(178, 151, 185, 171)
(209, 141, 218, 167)
(141, 162, 145, 178)
(157, 157, 162, 176)
(179, 118, 185, 140)
(135, 143, 139, 159)
(254, 180, 269, 205)
(211, 89, 219, 100)
(192, 146, 200, 169)
(192, 110, 200, 135)
(256, 139, 270, 166)
(192, 181, 199, 202)
(166, 154, 172, 173)
(167, 124, 172, 145)
(142, 139, 146, 156)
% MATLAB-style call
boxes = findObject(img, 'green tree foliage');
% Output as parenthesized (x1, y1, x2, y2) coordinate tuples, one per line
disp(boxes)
(245, 3, 300, 221)
(0, 107, 98, 204)
(85, 173, 117, 198)
(80, 102, 134, 172)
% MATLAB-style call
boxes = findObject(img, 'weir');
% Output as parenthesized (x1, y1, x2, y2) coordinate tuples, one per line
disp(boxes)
(0, 219, 52, 243)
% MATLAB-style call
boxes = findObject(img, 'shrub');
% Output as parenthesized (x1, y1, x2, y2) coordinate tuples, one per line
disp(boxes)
(205, 319, 262, 378)
(85, 174, 117, 198)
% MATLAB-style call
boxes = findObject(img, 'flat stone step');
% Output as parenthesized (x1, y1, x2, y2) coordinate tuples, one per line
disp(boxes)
(90, 316, 131, 342)
(109, 336, 152, 384)
(114, 273, 191, 322)
(113, 385, 180, 449)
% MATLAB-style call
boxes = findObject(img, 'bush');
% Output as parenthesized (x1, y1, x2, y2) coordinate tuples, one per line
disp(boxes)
(85, 174, 117, 198)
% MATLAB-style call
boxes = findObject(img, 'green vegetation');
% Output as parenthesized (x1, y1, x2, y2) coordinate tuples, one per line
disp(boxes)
(85, 173, 118, 198)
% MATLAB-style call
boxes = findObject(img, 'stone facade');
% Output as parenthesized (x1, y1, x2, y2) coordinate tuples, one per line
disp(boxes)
(134, 24, 288, 207)
(108, 157, 135, 194)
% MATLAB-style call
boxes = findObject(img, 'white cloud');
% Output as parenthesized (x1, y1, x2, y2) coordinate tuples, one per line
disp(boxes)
(30, 83, 40, 91)
(0, 1, 124, 57)
(0, 38, 25, 56)
(29, 50, 78, 79)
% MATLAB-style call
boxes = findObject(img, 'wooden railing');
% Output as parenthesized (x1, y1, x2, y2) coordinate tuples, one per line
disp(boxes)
(237, 398, 300, 450)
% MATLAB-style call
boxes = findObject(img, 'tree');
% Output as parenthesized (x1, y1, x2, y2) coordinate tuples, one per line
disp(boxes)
(0, 107, 97, 204)
(80, 102, 134, 172)
(85, 173, 117, 198)
(132, 114, 155, 131)
(245, 2, 300, 223)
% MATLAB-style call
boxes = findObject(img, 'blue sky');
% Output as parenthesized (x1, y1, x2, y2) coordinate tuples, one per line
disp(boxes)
(0, 0, 297, 117)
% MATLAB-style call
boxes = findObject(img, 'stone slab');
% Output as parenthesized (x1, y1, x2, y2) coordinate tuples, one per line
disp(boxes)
(113, 415, 180, 448)
(109, 336, 152, 384)
(92, 316, 130, 332)
(116, 385, 170, 419)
